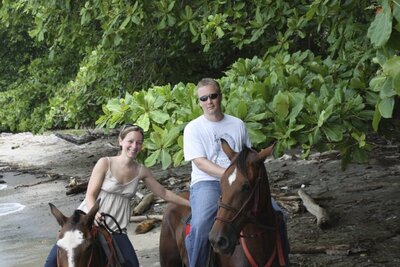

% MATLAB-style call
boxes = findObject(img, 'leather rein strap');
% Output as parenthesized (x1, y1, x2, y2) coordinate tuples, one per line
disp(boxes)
(240, 228, 286, 267)
(215, 173, 263, 225)
(101, 212, 123, 234)
(216, 167, 286, 266)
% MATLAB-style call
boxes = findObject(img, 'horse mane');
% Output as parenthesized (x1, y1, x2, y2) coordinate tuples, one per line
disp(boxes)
(233, 145, 267, 182)
(234, 145, 252, 177)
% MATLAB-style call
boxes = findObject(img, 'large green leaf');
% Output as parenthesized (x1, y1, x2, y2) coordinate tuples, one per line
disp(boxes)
(145, 149, 160, 167)
(369, 76, 386, 92)
(372, 103, 382, 131)
(393, 72, 400, 94)
(137, 113, 150, 131)
(236, 101, 248, 120)
(172, 149, 184, 167)
(149, 110, 170, 124)
(367, 1, 392, 47)
(322, 123, 343, 142)
(352, 146, 368, 164)
(380, 78, 397, 98)
(382, 56, 400, 76)
(160, 149, 172, 170)
(272, 91, 289, 118)
(378, 97, 395, 118)
(163, 126, 181, 148)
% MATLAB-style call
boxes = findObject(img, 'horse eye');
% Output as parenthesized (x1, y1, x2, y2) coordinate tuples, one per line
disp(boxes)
(241, 183, 251, 192)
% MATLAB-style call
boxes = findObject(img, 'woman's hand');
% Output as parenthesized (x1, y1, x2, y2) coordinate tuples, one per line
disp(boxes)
(94, 211, 104, 226)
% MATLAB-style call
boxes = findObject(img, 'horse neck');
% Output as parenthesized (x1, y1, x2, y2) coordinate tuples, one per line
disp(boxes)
(254, 173, 276, 226)
(240, 174, 281, 266)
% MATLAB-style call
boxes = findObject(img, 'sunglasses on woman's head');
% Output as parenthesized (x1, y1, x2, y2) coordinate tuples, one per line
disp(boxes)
(198, 93, 220, 102)
(121, 124, 144, 132)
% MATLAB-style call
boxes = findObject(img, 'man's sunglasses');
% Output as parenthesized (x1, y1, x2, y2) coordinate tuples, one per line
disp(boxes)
(199, 93, 220, 102)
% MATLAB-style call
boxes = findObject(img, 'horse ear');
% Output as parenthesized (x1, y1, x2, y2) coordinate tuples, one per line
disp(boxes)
(49, 203, 68, 227)
(85, 198, 100, 227)
(257, 143, 275, 161)
(221, 138, 236, 161)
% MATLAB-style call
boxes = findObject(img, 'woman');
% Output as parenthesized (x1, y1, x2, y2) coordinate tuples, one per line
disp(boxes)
(45, 124, 190, 267)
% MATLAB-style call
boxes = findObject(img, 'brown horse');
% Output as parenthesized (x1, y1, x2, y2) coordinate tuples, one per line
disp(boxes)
(159, 140, 288, 267)
(49, 199, 122, 267)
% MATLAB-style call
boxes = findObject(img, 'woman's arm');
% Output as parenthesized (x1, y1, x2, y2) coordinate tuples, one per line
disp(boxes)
(142, 167, 190, 207)
(85, 157, 108, 211)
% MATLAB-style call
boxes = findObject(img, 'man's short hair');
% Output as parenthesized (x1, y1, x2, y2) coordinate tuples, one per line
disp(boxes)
(196, 78, 221, 94)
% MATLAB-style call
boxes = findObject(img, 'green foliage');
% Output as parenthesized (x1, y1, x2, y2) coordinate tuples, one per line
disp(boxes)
(0, 0, 399, 170)
(367, 0, 400, 134)
(98, 48, 377, 169)
(97, 83, 201, 169)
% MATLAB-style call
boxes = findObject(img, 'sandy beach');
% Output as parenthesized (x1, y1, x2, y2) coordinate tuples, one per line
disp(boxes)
(1, 131, 399, 266)
(0, 132, 162, 267)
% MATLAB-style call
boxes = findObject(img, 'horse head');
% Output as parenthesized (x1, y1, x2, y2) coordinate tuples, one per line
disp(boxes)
(49, 199, 100, 267)
(209, 139, 275, 256)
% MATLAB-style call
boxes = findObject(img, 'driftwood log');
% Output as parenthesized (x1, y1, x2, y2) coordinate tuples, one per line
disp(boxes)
(55, 132, 96, 145)
(66, 181, 88, 195)
(130, 214, 163, 223)
(297, 188, 330, 228)
(133, 193, 154, 215)
(290, 244, 367, 255)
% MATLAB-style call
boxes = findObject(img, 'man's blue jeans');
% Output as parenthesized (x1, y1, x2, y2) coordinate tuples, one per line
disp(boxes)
(185, 181, 221, 267)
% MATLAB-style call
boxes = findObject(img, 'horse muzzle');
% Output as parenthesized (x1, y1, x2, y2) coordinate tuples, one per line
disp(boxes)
(209, 226, 237, 255)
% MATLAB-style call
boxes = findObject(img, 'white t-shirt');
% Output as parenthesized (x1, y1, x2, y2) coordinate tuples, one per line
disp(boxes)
(183, 114, 251, 186)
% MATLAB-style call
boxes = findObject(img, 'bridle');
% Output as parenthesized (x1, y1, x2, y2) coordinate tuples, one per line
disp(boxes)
(214, 162, 286, 267)
(215, 166, 274, 234)
(57, 212, 122, 267)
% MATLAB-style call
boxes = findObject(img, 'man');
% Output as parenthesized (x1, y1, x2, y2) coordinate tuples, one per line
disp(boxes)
(183, 78, 251, 267)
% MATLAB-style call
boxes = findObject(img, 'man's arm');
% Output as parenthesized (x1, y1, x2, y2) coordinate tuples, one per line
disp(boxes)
(192, 157, 226, 178)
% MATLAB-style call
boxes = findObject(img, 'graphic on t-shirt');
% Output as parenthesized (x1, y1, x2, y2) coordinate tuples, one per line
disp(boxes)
(212, 133, 235, 168)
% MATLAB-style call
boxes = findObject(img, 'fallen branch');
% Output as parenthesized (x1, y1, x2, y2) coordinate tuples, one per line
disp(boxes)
(55, 132, 96, 145)
(14, 174, 60, 189)
(278, 200, 302, 213)
(271, 192, 333, 202)
(290, 244, 366, 255)
(135, 218, 161, 234)
(133, 193, 154, 215)
(130, 214, 163, 223)
(297, 188, 330, 228)
(66, 181, 88, 195)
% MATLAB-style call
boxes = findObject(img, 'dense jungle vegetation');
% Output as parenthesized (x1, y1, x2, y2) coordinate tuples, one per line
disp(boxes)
(0, 0, 399, 169)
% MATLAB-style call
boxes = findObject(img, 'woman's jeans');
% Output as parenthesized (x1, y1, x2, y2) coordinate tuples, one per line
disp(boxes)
(185, 180, 221, 267)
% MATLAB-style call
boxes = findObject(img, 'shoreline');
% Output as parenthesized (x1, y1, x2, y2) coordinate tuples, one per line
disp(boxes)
(0, 132, 162, 267)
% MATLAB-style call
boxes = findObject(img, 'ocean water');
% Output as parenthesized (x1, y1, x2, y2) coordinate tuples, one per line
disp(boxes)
(0, 171, 81, 267)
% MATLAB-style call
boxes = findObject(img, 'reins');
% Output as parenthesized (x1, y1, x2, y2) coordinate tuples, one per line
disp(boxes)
(86, 212, 124, 267)
(215, 167, 269, 229)
(215, 162, 286, 266)
(101, 212, 123, 234)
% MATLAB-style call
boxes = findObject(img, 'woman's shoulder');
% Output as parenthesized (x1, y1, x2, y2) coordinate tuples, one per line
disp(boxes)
(137, 163, 152, 180)
(95, 156, 111, 169)
(97, 156, 111, 164)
